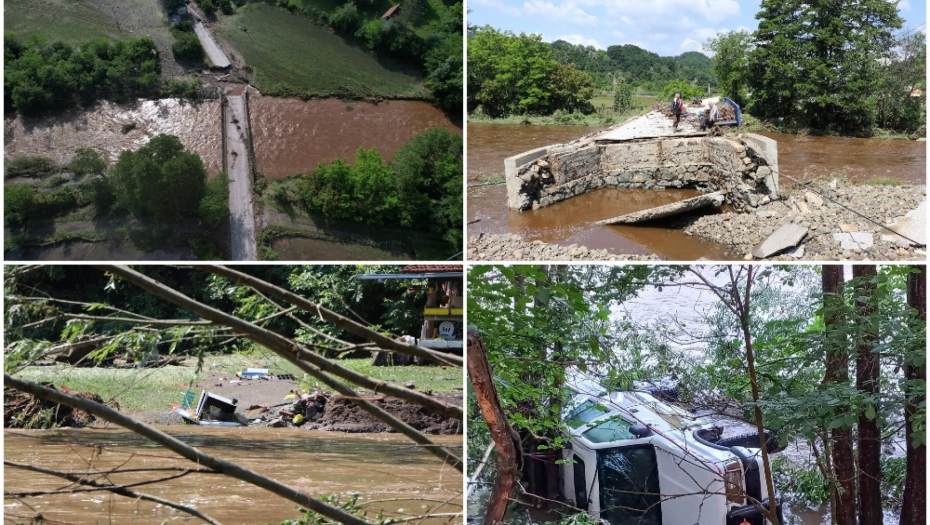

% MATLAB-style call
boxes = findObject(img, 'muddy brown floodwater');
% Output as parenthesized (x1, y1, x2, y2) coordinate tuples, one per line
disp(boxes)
(759, 132, 926, 185)
(5, 427, 462, 525)
(4, 99, 223, 175)
(468, 123, 926, 260)
(250, 97, 462, 179)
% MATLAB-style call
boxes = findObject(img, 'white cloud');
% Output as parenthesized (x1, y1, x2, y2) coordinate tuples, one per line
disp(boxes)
(680, 38, 703, 51)
(898, 0, 911, 10)
(553, 34, 605, 48)
(469, 0, 522, 16)
(522, 0, 600, 25)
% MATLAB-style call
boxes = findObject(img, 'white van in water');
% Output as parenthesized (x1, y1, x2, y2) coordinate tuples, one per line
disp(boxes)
(560, 378, 783, 525)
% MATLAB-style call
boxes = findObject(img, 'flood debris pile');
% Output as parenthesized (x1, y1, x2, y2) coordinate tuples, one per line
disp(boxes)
(505, 133, 779, 214)
(685, 180, 927, 260)
(4, 385, 115, 429)
(467, 233, 663, 261)
(307, 394, 462, 434)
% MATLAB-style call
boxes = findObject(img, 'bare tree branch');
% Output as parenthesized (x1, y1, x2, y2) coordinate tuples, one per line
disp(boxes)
(4, 461, 224, 525)
(5, 375, 377, 525)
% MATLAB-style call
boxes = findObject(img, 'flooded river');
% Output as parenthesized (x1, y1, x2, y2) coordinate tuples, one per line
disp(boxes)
(250, 97, 462, 179)
(4, 96, 461, 181)
(5, 427, 462, 525)
(4, 99, 223, 175)
(468, 123, 926, 259)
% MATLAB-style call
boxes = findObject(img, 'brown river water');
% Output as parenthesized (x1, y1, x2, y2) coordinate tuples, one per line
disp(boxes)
(4, 96, 461, 180)
(467, 123, 926, 259)
(5, 427, 462, 525)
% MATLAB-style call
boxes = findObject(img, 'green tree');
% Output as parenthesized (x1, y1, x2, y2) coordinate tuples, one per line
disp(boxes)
(877, 31, 926, 133)
(393, 128, 463, 249)
(613, 80, 633, 112)
(659, 79, 702, 102)
(4, 184, 37, 225)
(748, 0, 902, 133)
(171, 27, 205, 63)
(351, 149, 398, 223)
(424, 33, 463, 112)
(548, 62, 595, 114)
(329, 2, 361, 34)
(109, 134, 208, 223)
(704, 30, 752, 106)
(469, 27, 593, 117)
(69, 148, 107, 177)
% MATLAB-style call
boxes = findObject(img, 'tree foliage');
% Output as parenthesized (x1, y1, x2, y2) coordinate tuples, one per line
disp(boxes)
(877, 30, 926, 134)
(658, 79, 703, 102)
(4, 35, 161, 115)
(747, 0, 902, 133)
(109, 134, 209, 223)
(294, 128, 461, 251)
(468, 27, 595, 117)
(704, 30, 752, 106)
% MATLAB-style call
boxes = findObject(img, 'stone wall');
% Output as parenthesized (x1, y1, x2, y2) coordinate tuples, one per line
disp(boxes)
(504, 133, 779, 211)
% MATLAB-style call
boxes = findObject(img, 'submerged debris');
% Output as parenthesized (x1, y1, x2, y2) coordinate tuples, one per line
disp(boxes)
(4, 384, 116, 429)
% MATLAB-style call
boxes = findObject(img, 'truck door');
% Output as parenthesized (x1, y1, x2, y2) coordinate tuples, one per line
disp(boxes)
(597, 445, 662, 525)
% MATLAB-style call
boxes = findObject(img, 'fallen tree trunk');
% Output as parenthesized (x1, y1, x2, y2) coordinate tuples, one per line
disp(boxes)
(467, 329, 522, 525)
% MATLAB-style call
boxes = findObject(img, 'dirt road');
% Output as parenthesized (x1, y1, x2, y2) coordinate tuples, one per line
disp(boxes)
(225, 95, 257, 260)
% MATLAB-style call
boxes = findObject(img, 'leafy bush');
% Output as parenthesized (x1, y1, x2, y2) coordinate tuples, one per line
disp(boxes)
(5, 36, 161, 115)
(199, 172, 230, 226)
(172, 29, 205, 63)
(613, 81, 633, 112)
(77, 176, 116, 214)
(5, 184, 37, 225)
(328, 2, 361, 34)
(110, 134, 208, 222)
(69, 148, 107, 177)
(6, 155, 59, 178)
(658, 79, 704, 103)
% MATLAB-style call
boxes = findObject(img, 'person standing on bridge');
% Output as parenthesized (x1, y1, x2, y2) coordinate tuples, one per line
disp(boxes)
(671, 93, 684, 131)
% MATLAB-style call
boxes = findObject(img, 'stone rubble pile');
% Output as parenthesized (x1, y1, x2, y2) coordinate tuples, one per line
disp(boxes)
(467, 233, 663, 261)
(685, 181, 926, 261)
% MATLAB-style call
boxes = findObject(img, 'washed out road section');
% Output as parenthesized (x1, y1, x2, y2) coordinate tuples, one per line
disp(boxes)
(193, 21, 231, 69)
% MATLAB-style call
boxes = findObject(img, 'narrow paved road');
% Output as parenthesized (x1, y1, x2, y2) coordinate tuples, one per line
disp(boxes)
(193, 21, 231, 69)
(225, 95, 257, 260)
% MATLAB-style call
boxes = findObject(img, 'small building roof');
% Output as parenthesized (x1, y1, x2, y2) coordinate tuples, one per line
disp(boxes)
(400, 265, 462, 273)
(381, 4, 401, 19)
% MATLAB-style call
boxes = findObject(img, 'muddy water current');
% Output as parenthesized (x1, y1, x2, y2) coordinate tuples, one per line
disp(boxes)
(5, 427, 462, 525)
(250, 97, 462, 179)
(4, 99, 223, 175)
(468, 123, 926, 259)
(759, 132, 926, 185)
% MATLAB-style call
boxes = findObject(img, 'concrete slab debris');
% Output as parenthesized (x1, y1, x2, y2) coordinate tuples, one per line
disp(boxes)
(596, 192, 726, 225)
(832, 231, 874, 251)
(751, 223, 808, 258)
(805, 191, 824, 207)
(884, 201, 926, 247)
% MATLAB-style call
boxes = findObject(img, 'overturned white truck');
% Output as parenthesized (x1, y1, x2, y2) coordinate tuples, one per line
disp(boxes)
(561, 378, 783, 525)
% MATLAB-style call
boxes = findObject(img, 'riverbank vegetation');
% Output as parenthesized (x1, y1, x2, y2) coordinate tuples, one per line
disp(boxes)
(705, 2, 924, 137)
(4, 35, 162, 115)
(266, 128, 462, 254)
(468, 265, 925, 524)
(4, 135, 230, 259)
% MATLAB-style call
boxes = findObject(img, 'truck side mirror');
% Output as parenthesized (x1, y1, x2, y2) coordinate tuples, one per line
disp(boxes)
(630, 424, 653, 438)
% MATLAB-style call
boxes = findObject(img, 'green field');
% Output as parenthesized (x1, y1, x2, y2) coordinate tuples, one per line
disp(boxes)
(4, 0, 125, 44)
(215, 3, 428, 99)
(289, 0, 395, 21)
(18, 351, 462, 414)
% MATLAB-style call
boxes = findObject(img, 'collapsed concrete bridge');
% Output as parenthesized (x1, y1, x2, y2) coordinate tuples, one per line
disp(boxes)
(505, 128, 780, 217)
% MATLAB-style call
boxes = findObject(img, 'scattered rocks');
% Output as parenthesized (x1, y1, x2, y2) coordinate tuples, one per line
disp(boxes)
(685, 182, 926, 261)
(751, 223, 808, 259)
(468, 233, 663, 261)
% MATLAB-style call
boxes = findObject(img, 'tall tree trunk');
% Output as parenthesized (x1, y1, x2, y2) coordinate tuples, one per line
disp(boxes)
(823, 265, 857, 525)
(853, 266, 881, 525)
(468, 329, 522, 525)
(901, 266, 926, 525)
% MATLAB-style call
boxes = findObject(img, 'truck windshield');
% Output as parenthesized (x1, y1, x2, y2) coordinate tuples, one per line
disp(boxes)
(583, 415, 635, 443)
(597, 445, 662, 525)
(567, 400, 610, 428)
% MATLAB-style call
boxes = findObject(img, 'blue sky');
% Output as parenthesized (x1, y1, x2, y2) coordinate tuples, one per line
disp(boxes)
(467, 0, 926, 57)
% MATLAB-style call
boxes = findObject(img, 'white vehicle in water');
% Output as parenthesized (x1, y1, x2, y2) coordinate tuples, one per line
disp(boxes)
(560, 378, 783, 525)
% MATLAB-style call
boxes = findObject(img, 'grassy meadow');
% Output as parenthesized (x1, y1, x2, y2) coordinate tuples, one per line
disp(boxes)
(215, 3, 428, 99)
(5, 0, 125, 44)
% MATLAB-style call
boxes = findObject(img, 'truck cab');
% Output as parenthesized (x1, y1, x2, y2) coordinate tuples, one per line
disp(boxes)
(561, 379, 782, 525)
